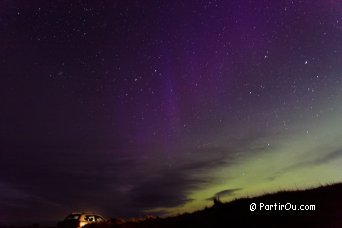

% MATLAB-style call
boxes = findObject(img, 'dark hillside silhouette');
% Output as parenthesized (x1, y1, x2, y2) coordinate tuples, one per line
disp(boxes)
(87, 183, 342, 228)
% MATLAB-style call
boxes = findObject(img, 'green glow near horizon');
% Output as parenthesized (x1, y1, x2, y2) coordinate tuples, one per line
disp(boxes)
(148, 101, 342, 216)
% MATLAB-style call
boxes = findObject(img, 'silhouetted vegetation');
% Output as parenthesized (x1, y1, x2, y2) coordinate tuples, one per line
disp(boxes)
(212, 195, 223, 208)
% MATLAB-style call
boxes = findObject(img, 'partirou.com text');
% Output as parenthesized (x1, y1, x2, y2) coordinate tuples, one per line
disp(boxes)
(249, 202, 316, 212)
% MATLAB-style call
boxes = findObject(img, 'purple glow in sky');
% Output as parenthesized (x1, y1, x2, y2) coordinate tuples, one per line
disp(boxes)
(1, 0, 342, 225)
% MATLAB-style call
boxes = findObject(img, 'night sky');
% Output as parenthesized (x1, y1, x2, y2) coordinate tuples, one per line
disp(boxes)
(1, 0, 342, 224)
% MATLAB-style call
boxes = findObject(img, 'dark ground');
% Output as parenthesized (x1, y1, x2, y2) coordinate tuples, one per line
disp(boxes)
(91, 183, 342, 228)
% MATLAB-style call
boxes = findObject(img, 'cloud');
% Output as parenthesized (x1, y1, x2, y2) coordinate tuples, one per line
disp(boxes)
(1, 132, 279, 221)
(125, 148, 232, 212)
(128, 170, 196, 209)
(214, 188, 242, 197)
(0, 138, 238, 221)
(310, 149, 342, 165)
(271, 147, 342, 181)
(206, 188, 242, 201)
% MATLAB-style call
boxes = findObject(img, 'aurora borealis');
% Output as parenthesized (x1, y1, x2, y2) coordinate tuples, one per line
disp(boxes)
(1, 0, 342, 224)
